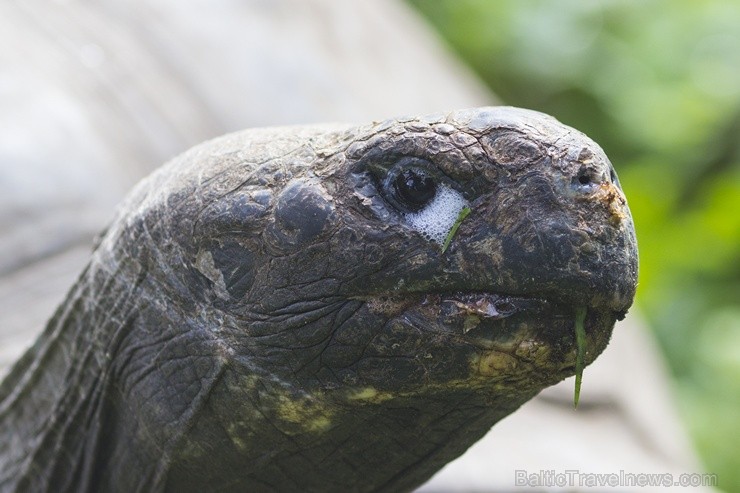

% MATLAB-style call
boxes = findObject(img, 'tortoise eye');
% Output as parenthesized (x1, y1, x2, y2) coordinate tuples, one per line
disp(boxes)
(392, 168, 436, 212)
(378, 157, 469, 244)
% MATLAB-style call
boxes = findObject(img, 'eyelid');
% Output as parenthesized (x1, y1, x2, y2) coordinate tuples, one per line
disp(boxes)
(382, 157, 446, 190)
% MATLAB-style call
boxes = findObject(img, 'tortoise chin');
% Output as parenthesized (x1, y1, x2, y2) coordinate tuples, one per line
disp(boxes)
(344, 291, 615, 395)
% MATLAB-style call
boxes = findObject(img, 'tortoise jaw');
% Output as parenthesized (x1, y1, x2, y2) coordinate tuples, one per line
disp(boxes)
(354, 289, 616, 398)
(367, 289, 615, 355)
(421, 291, 575, 329)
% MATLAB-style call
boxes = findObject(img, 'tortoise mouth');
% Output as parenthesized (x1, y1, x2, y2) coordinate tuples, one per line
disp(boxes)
(341, 287, 618, 394)
(363, 289, 614, 356)
(408, 292, 576, 342)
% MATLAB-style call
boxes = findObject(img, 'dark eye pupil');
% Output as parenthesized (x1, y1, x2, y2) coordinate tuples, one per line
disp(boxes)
(394, 169, 436, 211)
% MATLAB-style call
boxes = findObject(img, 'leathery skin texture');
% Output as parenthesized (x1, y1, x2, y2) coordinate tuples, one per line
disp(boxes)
(0, 107, 637, 492)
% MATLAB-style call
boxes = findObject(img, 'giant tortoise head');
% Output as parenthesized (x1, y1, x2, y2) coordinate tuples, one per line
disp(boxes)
(0, 107, 637, 492)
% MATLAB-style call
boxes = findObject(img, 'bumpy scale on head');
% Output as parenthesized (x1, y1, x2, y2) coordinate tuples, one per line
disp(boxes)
(402, 185, 468, 244)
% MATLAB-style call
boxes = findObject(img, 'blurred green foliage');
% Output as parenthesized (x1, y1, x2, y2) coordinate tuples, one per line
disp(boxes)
(407, 0, 740, 491)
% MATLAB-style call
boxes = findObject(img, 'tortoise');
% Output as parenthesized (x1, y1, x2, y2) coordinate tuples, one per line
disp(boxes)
(0, 106, 638, 492)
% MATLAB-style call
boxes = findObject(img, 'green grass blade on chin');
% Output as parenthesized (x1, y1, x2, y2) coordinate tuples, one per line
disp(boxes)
(574, 306, 587, 408)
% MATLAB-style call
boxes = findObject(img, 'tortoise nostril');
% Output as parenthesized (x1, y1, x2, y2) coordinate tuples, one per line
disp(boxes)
(573, 168, 599, 190)
(572, 165, 613, 192)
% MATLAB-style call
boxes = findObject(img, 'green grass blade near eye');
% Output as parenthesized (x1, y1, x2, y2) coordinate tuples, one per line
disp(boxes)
(574, 306, 587, 408)
(441, 206, 471, 253)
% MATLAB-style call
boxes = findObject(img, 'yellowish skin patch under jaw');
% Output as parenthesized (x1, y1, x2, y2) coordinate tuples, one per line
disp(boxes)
(474, 351, 519, 377)
(347, 387, 395, 404)
(275, 393, 334, 433)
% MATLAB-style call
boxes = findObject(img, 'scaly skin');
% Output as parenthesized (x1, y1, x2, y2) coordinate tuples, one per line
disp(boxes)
(0, 107, 637, 492)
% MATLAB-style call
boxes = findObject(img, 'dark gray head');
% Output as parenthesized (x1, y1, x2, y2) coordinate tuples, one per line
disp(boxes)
(2, 107, 637, 492)
(116, 106, 635, 383)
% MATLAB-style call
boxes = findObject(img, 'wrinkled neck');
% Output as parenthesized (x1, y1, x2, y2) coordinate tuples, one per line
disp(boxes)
(0, 257, 144, 492)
